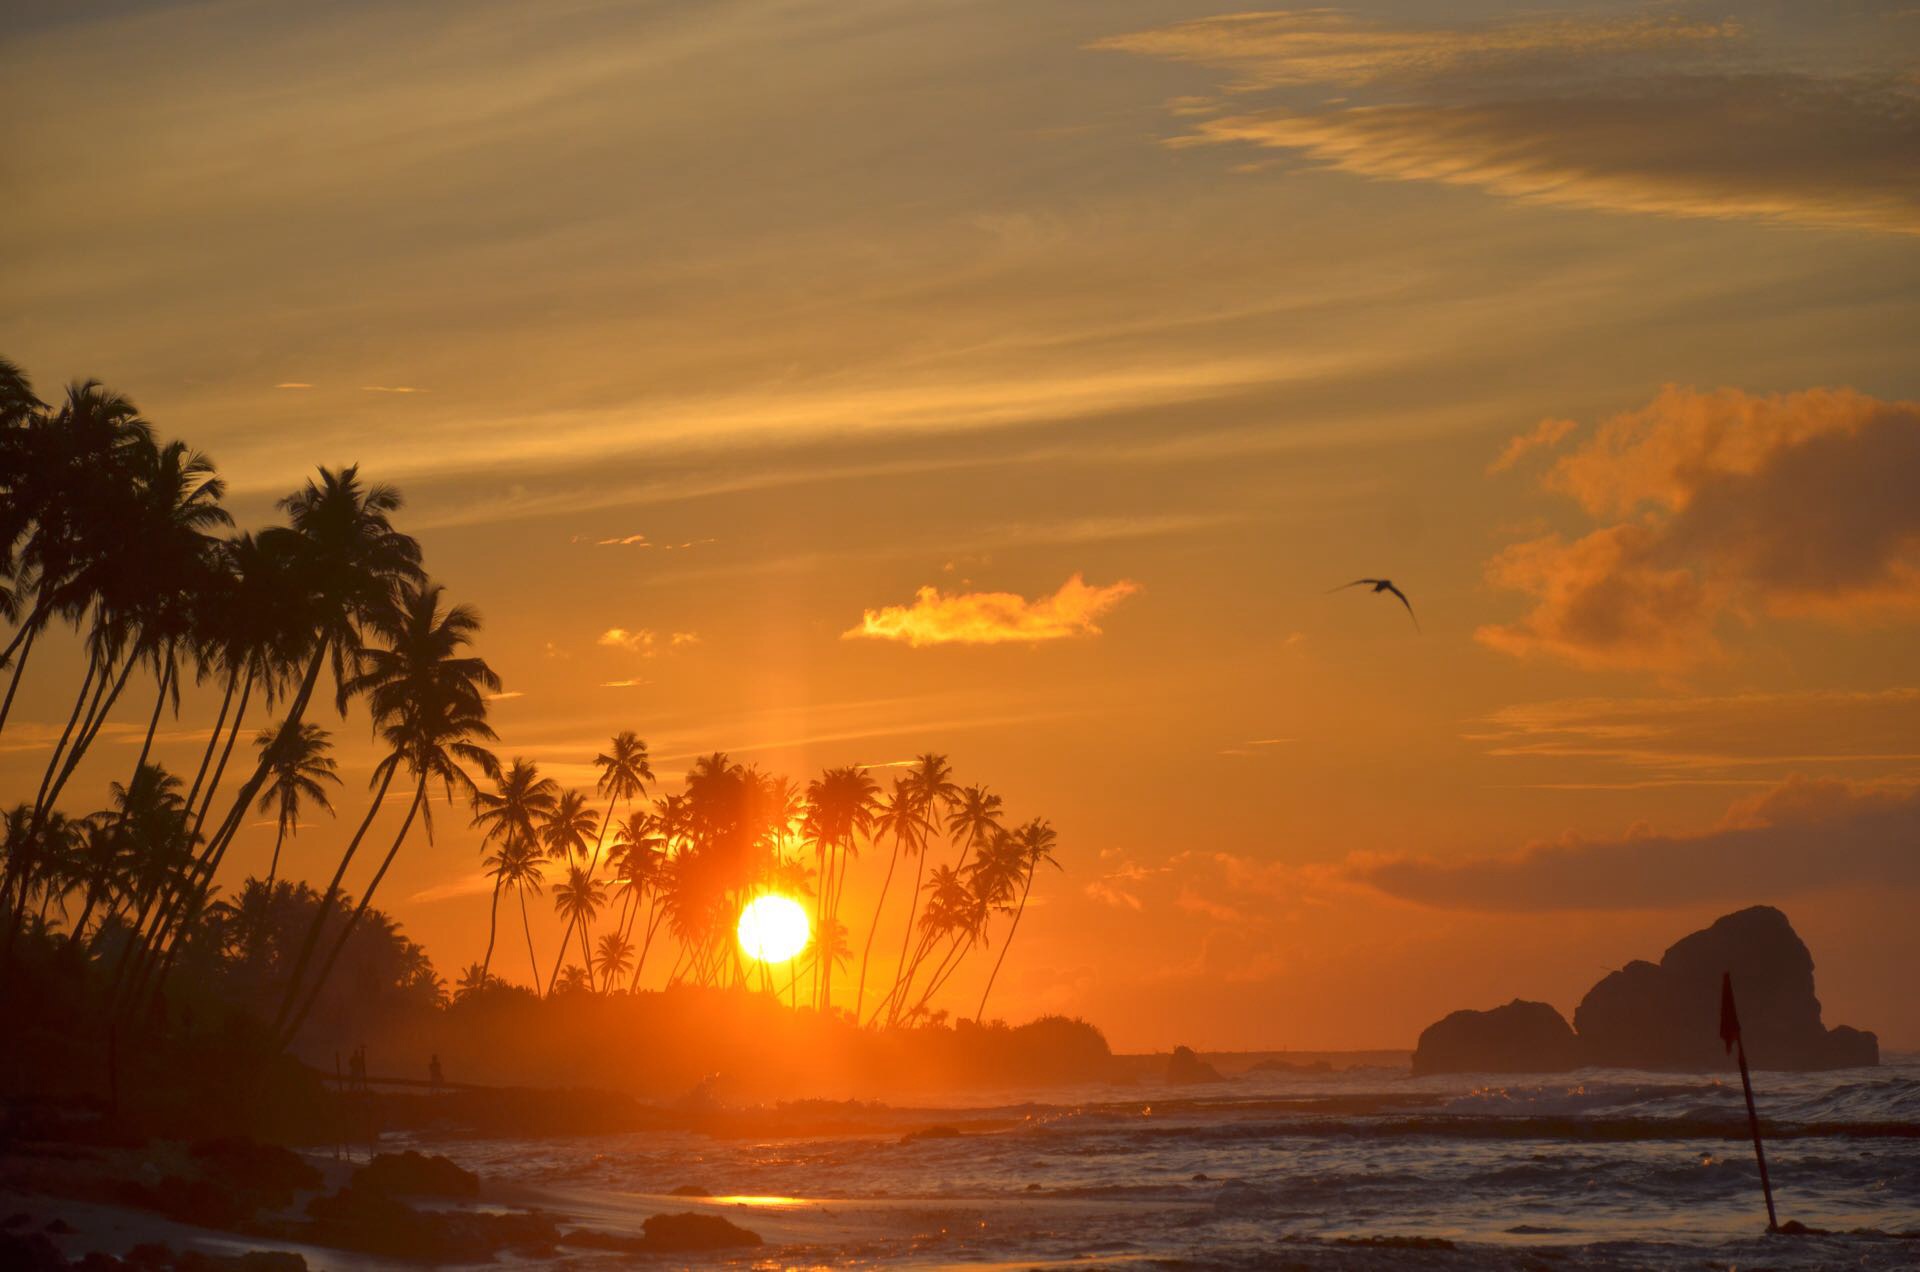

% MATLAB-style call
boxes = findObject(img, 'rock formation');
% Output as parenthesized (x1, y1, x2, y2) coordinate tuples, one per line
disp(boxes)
(1574, 905, 1877, 1071)
(1166, 1045, 1224, 1083)
(1411, 999, 1580, 1076)
(1410, 906, 1877, 1075)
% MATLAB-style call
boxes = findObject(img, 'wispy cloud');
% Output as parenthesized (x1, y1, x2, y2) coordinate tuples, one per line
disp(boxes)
(360, 385, 426, 394)
(845, 573, 1140, 647)
(274, 382, 312, 390)
(600, 678, 649, 689)
(1101, 11, 1920, 235)
(1356, 778, 1920, 910)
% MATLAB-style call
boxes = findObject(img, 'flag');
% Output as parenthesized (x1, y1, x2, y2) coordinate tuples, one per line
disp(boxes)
(1720, 971, 1741, 1056)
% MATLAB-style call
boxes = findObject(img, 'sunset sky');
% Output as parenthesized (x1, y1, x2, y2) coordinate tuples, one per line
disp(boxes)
(5, 0, 1918, 1051)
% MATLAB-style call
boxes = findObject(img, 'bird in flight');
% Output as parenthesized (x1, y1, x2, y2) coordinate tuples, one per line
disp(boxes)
(1329, 578, 1420, 631)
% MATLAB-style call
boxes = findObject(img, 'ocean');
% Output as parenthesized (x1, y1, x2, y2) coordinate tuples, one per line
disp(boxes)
(396, 1056, 1920, 1268)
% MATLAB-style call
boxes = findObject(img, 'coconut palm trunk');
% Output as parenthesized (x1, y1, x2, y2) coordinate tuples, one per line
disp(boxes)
(854, 833, 902, 1019)
(277, 776, 425, 1046)
(183, 665, 239, 814)
(0, 618, 40, 738)
(976, 864, 1036, 1021)
(518, 889, 543, 994)
(480, 878, 503, 980)
(270, 751, 399, 1033)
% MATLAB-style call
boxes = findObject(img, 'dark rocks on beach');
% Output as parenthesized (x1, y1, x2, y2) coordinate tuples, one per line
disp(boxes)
(641, 1211, 764, 1251)
(1167, 1045, 1224, 1084)
(565, 1213, 763, 1253)
(190, 1138, 321, 1210)
(6, 1239, 309, 1272)
(1249, 1058, 1335, 1074)
(668, 1183, 711, 1196)
(1575, 906, 1878, 1071)
(0, 1229, 68, 1272)
(1412, 907, 1880, 1075)
(1411, 1000, 1580, 1077)
(304, 1182, 554, 1261)
(349, 1150, 479, 1198)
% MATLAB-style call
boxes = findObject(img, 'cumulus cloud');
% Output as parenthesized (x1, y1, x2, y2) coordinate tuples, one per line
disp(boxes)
(597, 627, 657, 655)
(1488, 417, 1576, 474)
(1479, 386, 1920, 670)
(1356, 777, 1920, 910)
(1101, 12, 1920, 234)
(845, 573, 1140, 647)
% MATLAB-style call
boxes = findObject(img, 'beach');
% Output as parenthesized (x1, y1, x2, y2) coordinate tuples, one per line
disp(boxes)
(7, 1055, 1915, 1268)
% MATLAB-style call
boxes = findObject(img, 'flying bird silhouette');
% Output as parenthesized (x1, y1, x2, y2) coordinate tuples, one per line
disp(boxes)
(1329, 578, 1420, 631)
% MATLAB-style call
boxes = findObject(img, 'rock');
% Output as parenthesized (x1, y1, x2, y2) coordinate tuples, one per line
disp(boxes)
(1166, 1045, 1223, 1084)
(1575, 906, 1878, 1071)
(1249, 1058, 1334, 1074)
(304, 1184, 552, 1261)
(640, 1211, 762, 1251)
(668, 1183, 711, 1196)
(350, 1151, 479, 1199)
(190, 1138, 322, 1211)
(1411, 1000, 1580, 1076)
(900, 1125, 964, 1143)
(42, 1219, 75, 1235)
(0, 1230, 67, 1272)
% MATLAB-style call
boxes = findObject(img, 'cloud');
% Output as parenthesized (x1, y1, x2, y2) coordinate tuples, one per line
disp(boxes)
(1468, 688, 1920, 787)
(600, 678, 649, 688)
(670, 631, 700, 647)
(1489, 417, 1576, 474)
(410, 872, 509, 904)
(1092, 11, 1734, 90)
(845, 573, 1141, 647)
(597, 627, 657, 655)
(595, 533, 652, 547)
(360, 384, 426, 394)
(1356, 778, 1920, 910)
(1101, 12, 1920, 235)
(274, 382, 312, 390)
(1478, 386, 1920, 670)
(484, 690, 524, 701)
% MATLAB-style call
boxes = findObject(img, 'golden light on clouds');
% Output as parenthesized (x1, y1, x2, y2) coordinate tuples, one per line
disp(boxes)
(1480, 387, 1920, 670)
(845, 574, 1141, 647)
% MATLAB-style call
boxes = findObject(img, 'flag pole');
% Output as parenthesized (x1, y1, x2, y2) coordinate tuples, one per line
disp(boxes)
(1721, 971, 1778, 1232)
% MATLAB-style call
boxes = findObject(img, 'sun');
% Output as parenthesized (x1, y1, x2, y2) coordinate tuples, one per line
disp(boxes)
(737, 893, 810, 964)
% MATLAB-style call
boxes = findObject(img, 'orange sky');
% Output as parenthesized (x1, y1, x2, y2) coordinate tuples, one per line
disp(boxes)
(4, 0, 1918, 1051)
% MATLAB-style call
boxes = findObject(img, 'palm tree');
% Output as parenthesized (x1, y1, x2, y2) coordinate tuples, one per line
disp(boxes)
(552, 866, 609, 990)
(253, 721, 339, 888)
(858, 776, 926, 1021)
(885, 753, 961, 1025)
(803, 766, 877, 1011)
(486, 837, 547, 992)
(539, 790, 601, 992)
(608, 811, 667, 988)
(539, 790, 598, 865)
(453, 961, 496, 1000)
(274, 580, 499, 1045)
(974, 818, 1058, 1021)
(587, 732, 652, 870)
(470, 758, 558, 980)
(594, 930, 634, 987)
(130, 466, 420, 1011)
(946, 785, 1003, 877)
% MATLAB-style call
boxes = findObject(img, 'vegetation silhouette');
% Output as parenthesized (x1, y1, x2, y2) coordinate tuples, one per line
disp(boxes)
(0, 356, 1079, 1119)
